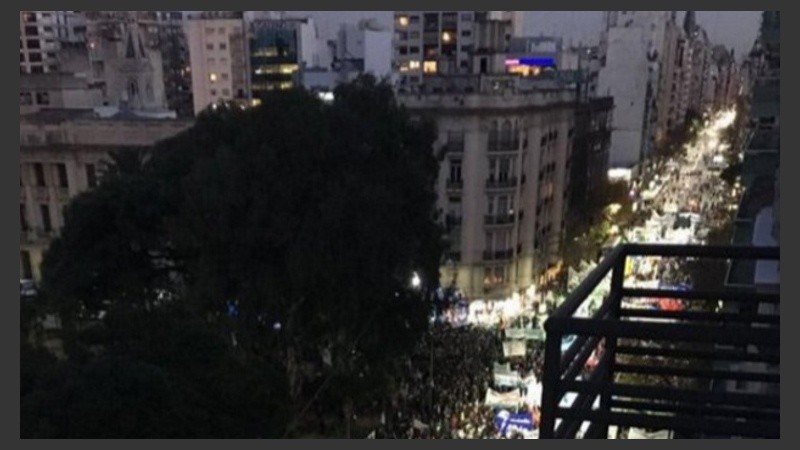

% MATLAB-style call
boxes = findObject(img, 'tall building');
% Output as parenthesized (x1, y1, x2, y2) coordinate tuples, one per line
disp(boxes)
(723, 10, 779, 397)
(150, 11, 194, 118)
(683, 12, 712, 115)
(399, 78, 577, 299)
(20, 109, 193, 281)
(248, 16, 319, 96)
(20, 11, 61, 74)
(598, 11, 671, 169)
(392, 11, 523, 87)
(184, 12, 249, 114)
(303, 19, 392, 94)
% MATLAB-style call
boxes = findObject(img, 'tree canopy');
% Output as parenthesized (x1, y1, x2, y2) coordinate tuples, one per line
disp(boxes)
(31, 76, 444, 437)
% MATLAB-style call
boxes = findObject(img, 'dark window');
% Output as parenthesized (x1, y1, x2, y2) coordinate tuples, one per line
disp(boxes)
(86, 164, 98, 188)
(409, 16, 420, 25)
(450, 159, 462, 182)
(21, 251, 33, 280)
(21, 204, 29, 231)
(409, 46, 420, 54)
(20, 92, 32, 105)
(30, 66, 44, 74)
(28, 53, 42, 62)
(40, 204, 52, 232)
(25, 26, 38, 36)
(56, 164, 68, 188)
(36, 91, 49, 105)
(27, 39, 41, 48)
(33, 163, 45, 187)
(399, 46, 408, 55)
(461, 30, 472, 37)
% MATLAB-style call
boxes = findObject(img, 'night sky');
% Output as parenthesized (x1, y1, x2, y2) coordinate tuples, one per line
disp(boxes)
(286, 11, 761, 60)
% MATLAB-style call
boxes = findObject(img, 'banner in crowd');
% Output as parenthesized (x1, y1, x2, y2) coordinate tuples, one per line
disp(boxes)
(484, 388, 523, 409)
(493, 362, 512, 374)
(494, 372, 522, 388)
(524, 327, 545, 341)
(494, 409, 535, 437)
(505, 328, 526, 340)
(502, 340, 527, 358)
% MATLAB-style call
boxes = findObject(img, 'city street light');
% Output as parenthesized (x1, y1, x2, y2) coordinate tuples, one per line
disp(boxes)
(411, 272, 422, 289)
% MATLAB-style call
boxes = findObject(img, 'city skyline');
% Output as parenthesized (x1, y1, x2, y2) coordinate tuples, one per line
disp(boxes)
(288, 11, 761, 59)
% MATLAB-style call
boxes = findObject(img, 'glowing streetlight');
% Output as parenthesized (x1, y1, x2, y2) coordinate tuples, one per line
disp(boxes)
(411, 272, 422, 289)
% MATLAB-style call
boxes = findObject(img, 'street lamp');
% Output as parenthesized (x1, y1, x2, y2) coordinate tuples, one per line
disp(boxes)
(411, 272, 422, 289)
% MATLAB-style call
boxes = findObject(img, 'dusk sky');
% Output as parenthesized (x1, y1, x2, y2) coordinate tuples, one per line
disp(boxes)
(286, 11, 761, 60)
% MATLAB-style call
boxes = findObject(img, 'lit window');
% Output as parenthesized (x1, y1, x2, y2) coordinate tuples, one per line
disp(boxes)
(251, 99, 262, 107)
(279, 64, 298, 74)
(442, 32, 452, 43)
(398, 16, 409, 27)
(423, 60, 437, 74)
(409, 60, 421, 70)
(209, 73, 218, 82)
(399, 62, 410, 72)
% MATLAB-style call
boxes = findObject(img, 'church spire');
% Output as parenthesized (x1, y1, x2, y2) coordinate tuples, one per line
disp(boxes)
(683, 11, 697, 34)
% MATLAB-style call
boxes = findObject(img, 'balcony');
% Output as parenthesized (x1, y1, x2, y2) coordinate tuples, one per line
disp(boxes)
(486, 177, 518, 190)
(484, 214, 515, 226)
(488, 138, 521, 152)
(445, 179, 463, 191)
(540, 244, 780, 439)
(482, 249, 514, 261)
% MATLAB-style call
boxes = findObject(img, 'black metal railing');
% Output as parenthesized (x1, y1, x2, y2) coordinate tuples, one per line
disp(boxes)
(486, 177, 518, 190)
(540, 244, 780, 439)
(484, 214, 516, 226)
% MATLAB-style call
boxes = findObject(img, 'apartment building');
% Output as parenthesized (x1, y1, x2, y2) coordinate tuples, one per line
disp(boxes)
(19, 109, 193, 281)
(598, 11, 670, 169)
(20, 11, 61, 74)
(185, 12, 249, 114)
(392, 11, 522, 87)
(398, 76, 576, 299)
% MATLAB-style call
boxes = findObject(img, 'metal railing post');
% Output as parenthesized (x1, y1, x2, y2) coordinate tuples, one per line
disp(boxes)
(598, 249, 626, 438)
(540, 319, 563, 438)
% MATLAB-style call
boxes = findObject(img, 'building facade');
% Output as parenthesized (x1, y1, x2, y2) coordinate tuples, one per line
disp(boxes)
(392, 11, 523, 87)
(20, 11, 62, 74)
(398, 76, 577, 299)
(248, 17, 319, 95)
(598, 11, 671, 169)
(19, 110, 192, 281)
(185, 13, 249, 114)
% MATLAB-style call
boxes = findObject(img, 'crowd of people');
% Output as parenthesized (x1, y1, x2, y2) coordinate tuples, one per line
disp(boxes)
(365, 318, 549, 439)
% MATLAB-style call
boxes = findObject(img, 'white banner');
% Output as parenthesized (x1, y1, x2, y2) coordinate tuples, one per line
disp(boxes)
(503, 340, 527, 358)
(494, 373, 522, 388)
(485, 388, 524, 409)
(493, 362, 512, 374)
(505, 328, 526, 340)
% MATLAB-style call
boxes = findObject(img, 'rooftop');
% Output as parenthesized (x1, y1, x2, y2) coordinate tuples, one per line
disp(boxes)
(20, 107, 184, 125)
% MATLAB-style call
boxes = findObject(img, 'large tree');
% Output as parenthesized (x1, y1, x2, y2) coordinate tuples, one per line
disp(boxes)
(36, 76, 443, 437)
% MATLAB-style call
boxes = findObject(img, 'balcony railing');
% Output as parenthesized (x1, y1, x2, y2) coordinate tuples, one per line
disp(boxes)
(488, 137, 521, 152)
(540, 244, 780, 439)
(486, 177, 518, 190)
(484, 214, 515, 226)
(446, 179, 463, 190)
(482, 249, 514, 261)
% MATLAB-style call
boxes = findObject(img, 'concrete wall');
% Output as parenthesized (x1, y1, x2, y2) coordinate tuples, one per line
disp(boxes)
(598, 26, 649, 168)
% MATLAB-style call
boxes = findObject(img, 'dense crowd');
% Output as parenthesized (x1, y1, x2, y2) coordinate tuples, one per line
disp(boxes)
(367, 321, 547, 439)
